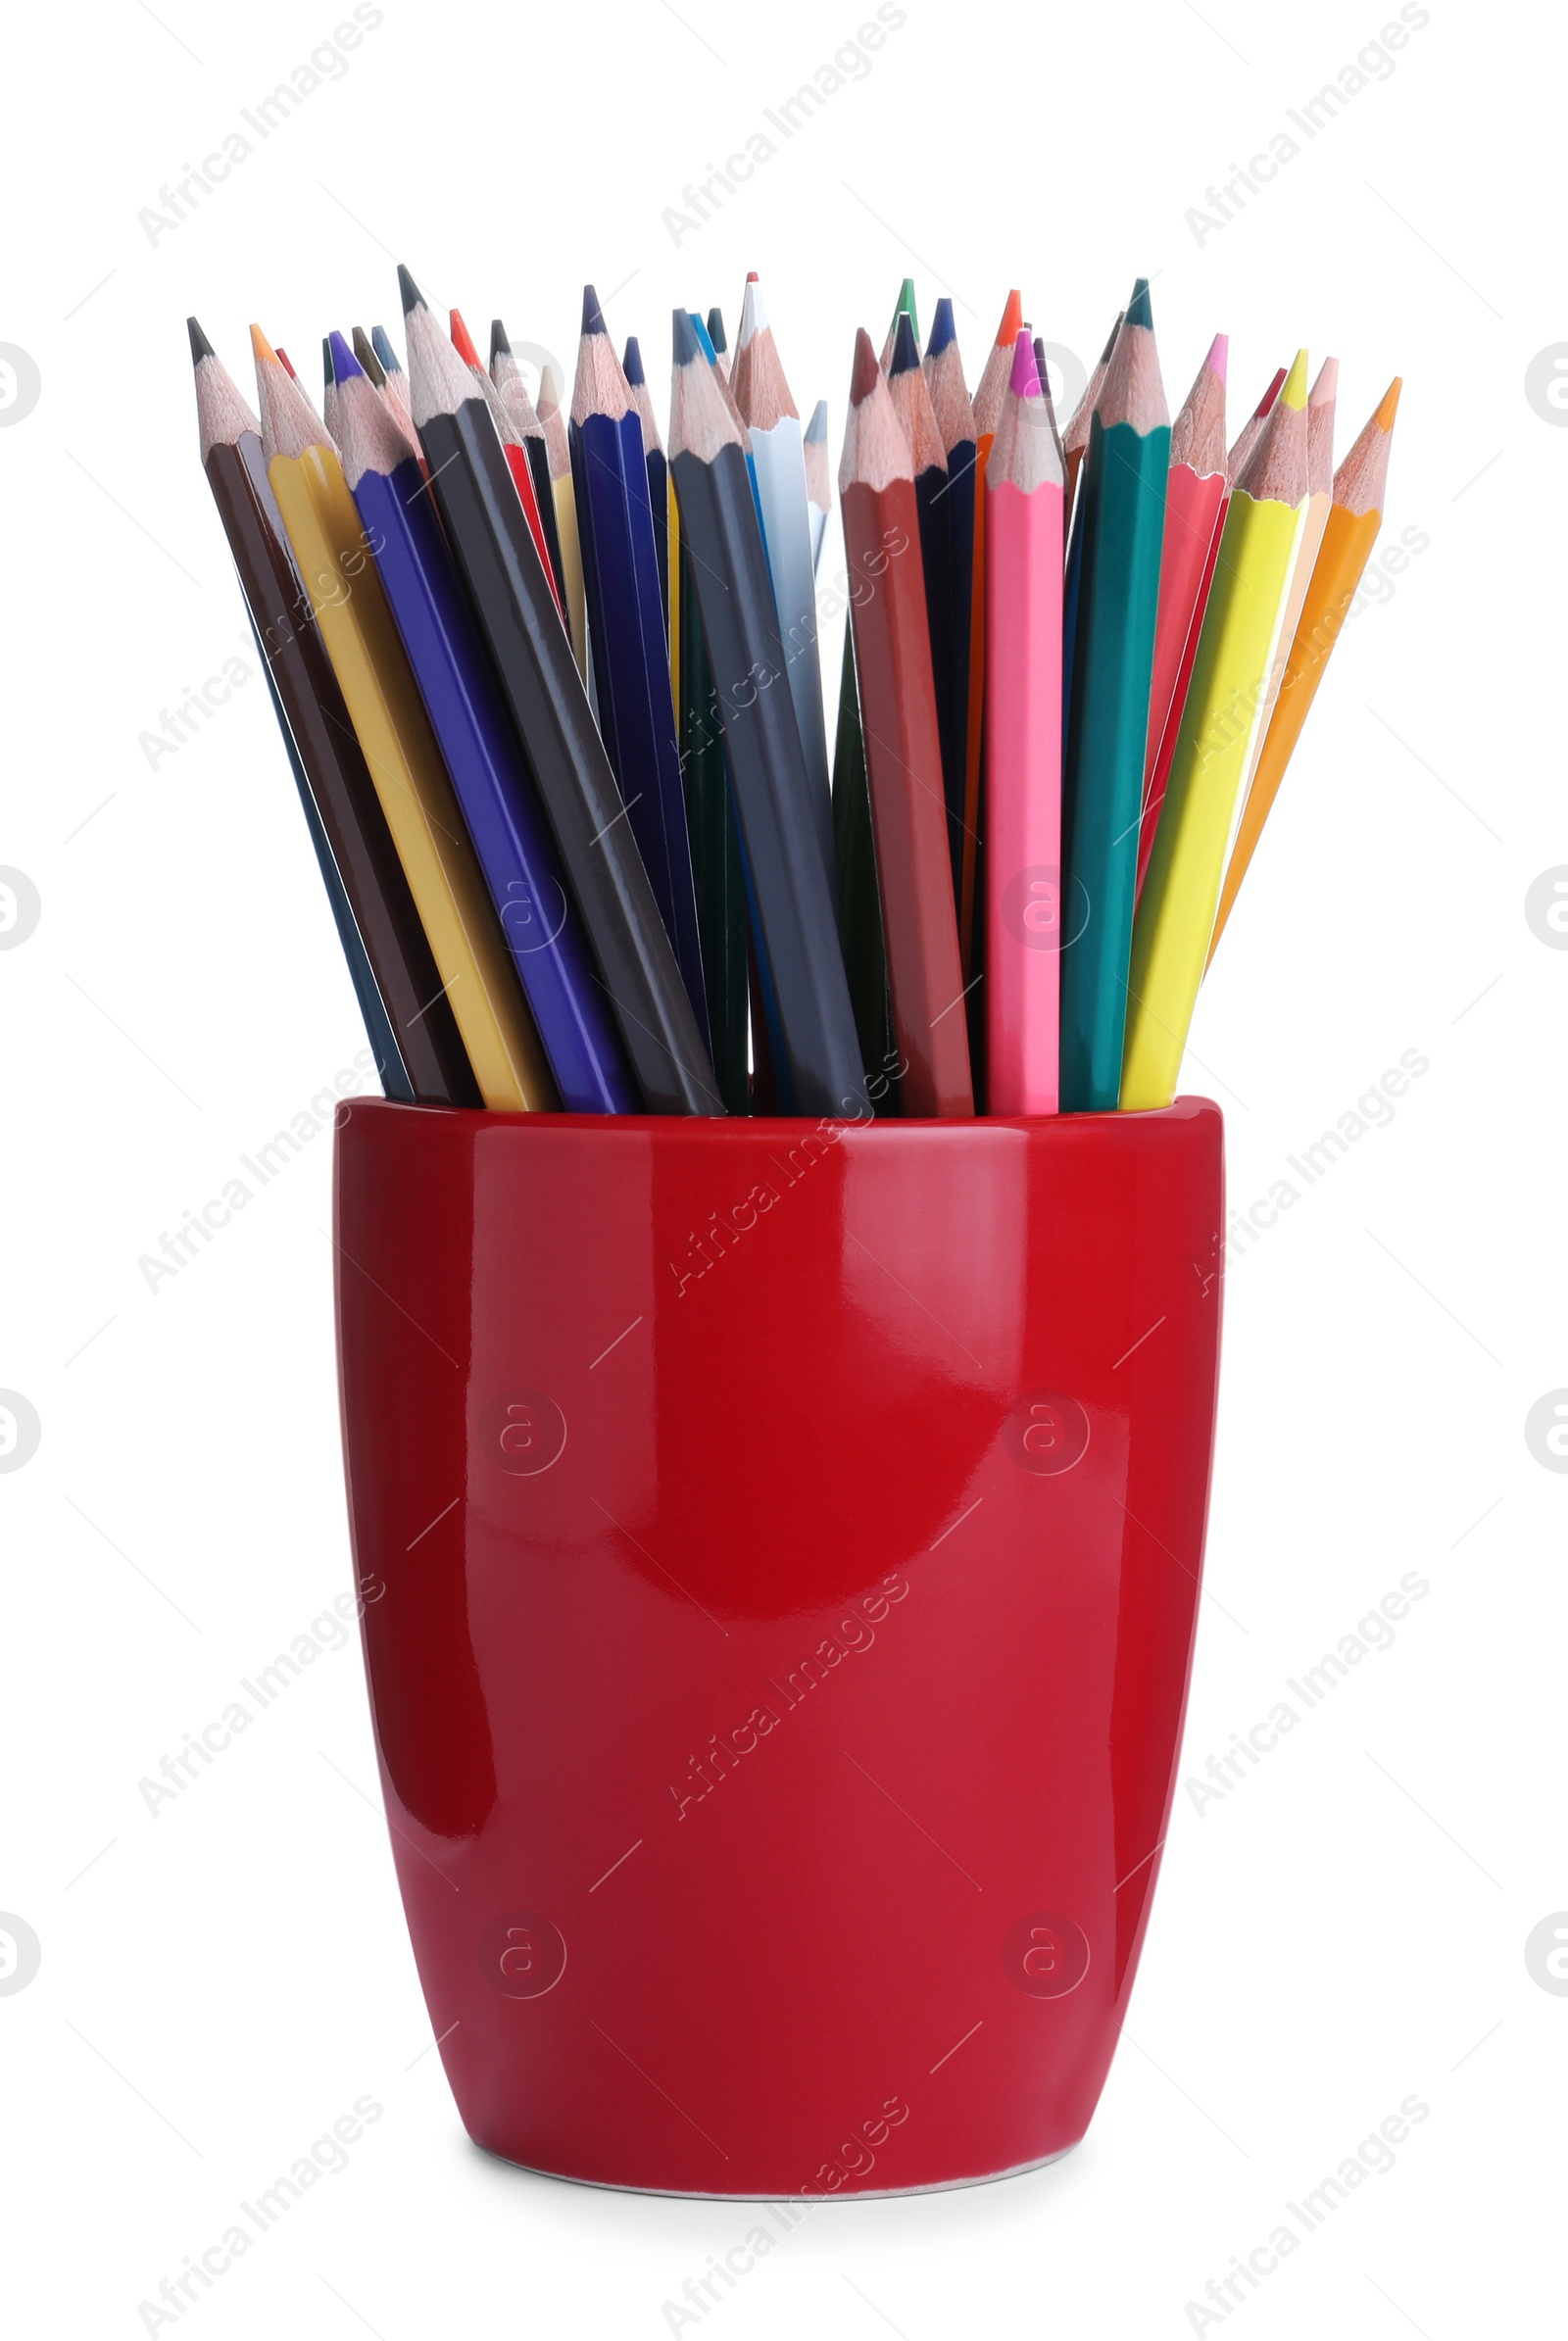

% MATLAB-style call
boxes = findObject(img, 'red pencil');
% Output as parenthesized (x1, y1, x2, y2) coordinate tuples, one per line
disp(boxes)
(840, 329, 973, 1116)
(449, 307, 561, 614)
(1138, 334, 1229, 894)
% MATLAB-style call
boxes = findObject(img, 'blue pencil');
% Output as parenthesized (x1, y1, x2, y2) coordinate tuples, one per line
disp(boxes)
(329, 332, 636, 1114)
(568, 288, 709, 1045)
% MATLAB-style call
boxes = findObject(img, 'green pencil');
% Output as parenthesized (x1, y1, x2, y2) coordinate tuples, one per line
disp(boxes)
(1059, 277, 1170, 1110)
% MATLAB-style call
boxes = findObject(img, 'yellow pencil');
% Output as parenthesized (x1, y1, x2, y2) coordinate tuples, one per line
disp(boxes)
(252, 326, 556, 1113)
(1120, 348, 1311, 1111)
(537, 362, 588, 677)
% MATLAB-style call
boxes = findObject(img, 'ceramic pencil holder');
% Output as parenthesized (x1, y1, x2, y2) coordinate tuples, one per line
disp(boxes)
(333, 1097, 1224, 2196)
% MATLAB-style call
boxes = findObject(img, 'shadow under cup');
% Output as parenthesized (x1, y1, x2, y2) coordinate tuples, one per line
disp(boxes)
(334, 1096, 1224, 2196)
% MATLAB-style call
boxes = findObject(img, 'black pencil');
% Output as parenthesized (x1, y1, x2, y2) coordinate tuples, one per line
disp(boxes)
(490, 317, 568, 610)
(399, 267, 722, 1115)
(667, 310, 865, 1117)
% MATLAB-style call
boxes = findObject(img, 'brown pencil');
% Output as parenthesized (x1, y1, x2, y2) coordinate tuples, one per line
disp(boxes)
(840, 329, 973, 1116)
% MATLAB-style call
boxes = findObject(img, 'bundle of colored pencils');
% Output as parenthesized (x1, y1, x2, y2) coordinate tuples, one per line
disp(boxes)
(189, 269, 1398, 1121)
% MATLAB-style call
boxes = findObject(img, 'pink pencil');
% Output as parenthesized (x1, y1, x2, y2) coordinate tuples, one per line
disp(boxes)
(986, 331, 1064, 1115)
(1142, 333, 1228, 839)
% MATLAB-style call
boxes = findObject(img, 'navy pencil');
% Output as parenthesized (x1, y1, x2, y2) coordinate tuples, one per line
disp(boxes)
(622, 335, 669, 640)
(330, 332, 636, 1113)
(569, 288, 708, 1042)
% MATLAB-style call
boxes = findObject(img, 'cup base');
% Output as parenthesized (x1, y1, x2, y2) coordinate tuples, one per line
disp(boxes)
(468, 2138, 1081, 2202)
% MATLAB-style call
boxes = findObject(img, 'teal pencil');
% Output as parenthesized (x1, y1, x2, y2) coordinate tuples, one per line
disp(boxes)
(1059, 279, 1169, 1110)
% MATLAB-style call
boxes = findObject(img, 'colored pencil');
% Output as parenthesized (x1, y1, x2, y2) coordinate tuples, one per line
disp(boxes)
(921, 298, 977, 911)
(960, 288, 1023, 979)
(707, 307, 730, 380)
(351, 324, 422, 463)
(879, 276, 918, 371)
(734, 273, 833, 884)
(399, 270, 720, 1114)
(370, 324, 412, 415)
(570, 288, 708, 1037)
(490, 317, 569, 610)
(1121, 351, 1311, 1109)
(1208, 378, 1400, 961)
(190, 319, 475, 1108)
(1059, 280, 1170, 1112)
(887, 314, 962, 902)
(840, 329, 973, 1117)
(1031, 335, 1067, 475)
(677, 538, 750, 1114)
(985, 331, 1064, 1116)
(253, 324, 556, 1112)
(803, 400, 830, 575)
(621, 334, 670, 644)
(1227, 365, 1286, 486)
(668, 310, 864, 1115)
(537, 361, 589, 677)
(450, 308, 561, 616)
(320, 336, 341, 443)
(1229, 357, 1337, 844)
(1137, 333, 1229, 894)
(331, 334, 635, 1114)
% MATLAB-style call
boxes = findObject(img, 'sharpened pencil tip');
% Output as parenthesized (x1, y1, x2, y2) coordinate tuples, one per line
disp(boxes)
(1309, 355, 1340, 407)
(581, 284, 606, 337)
(1125, 276, 1153, 330)
(895, 276, 918, 344)
(690, 312, 718, 366)
(804, 398, 828, 444)
(1374, 376, 1402, 431)
(1008, 329, 1041, 399)
(1206, 331, 1229, 382)
(351, 326, 385, 387)
(449, 308, 481, 369)
(328, 329, 364, 385)
(1255, 366, 1287, 417)
(397, 265, 425, 317)
(186, 316, 215, 366)
(371, 324, 403, 377)
(926, 298, 956, 357)
(706, 306, 727, 354)
(622, 335, 646, 387)
(1280, 349, 1309, 410)
(890, 311, 920, 377)
(672, 308, 702, 366)
(249, 322, 279, 368)
(996, 289, 1023, 348)
(489, 317, 511, 366)
(850, 327, 880, 406)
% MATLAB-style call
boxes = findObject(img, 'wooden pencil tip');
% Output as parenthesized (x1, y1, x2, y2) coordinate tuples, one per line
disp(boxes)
(329, 329, 363, 384)
(1374, 376, 1403, 430)
(1280, 349, 1309, 410)
(352, 325, 385, 386)
(672, 308, 702, 366)
(926, 297, 956, 357)
(449, 308, 481, 369)
(249, 322, 279, 368)
(805, 398, 828, 443)
(1255, 365, 1287, 417)
(490, 317, 511, 365)
(1309, 355, 1340, 407)
(850, 328, 881, 406)
(707, 306, 727, 354)
(738, 274, 767, 346)
(187, 316, 215, 366)
(1125, 276, 1153, 330)
(1008, 329, 1041, 399)
(622, 335, 646, 386)
(889, 311, 920, 377)
(582, 284, 606, 337)
(690, 312, 719, 366)
(996, 289, 1023, 347)
(276, 348, 298, 380)
(371, 324, 403, 377)
(1206, 331, 1228, 381)
(397, 265, 425, 317)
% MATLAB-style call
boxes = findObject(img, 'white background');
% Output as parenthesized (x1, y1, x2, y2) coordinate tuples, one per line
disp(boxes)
(3, 0, 1562, 2332)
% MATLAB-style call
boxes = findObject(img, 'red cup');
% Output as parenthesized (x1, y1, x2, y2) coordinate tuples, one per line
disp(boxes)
(334, 1097, 1224, 2195)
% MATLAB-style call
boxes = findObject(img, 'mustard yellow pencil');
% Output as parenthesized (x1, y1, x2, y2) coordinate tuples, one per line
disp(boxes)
(253, 326, 557, 1112)
(1120, 349, 1310, 1111)
(538, 362, 588, 677)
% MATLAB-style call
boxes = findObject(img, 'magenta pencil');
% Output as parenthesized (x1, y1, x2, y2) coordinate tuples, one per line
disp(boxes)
(986, 333, 1064, 1115)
